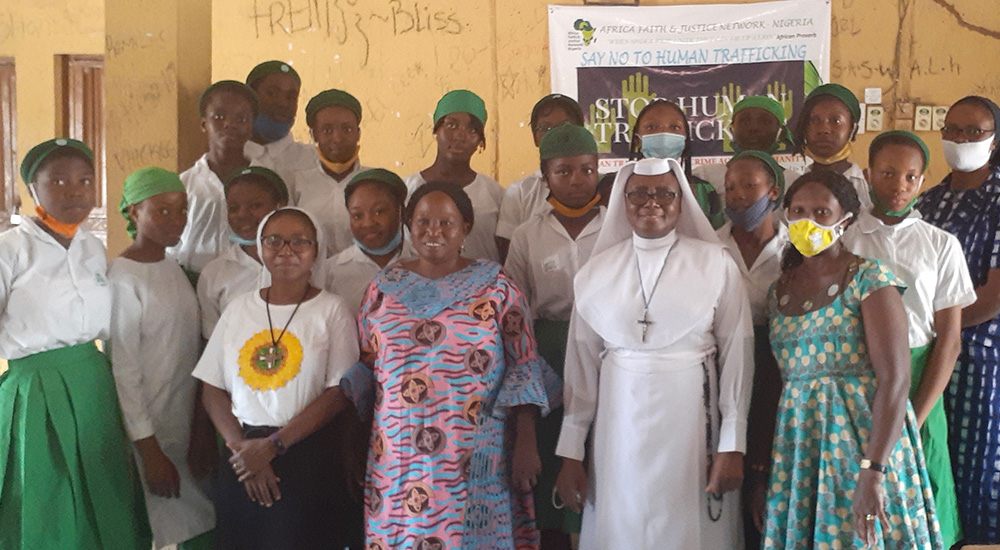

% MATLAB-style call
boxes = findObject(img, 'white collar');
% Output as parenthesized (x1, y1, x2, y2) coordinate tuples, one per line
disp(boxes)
(244, 133, 298, 160)
(540, 204, 606, 240)
(632, 230, 677, 251)
(222, 241, 262, 267)
(24, 216, 93, 249)
(854, 209, 921, 234)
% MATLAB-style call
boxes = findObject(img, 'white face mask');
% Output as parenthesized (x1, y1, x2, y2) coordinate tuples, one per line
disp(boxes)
(942, 136, 995, 172)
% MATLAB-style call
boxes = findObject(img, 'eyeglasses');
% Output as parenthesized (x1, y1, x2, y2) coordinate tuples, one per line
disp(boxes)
(941, 125, 995, 141)
(624, 188, 680, 206)
(260, 235, 316, 252)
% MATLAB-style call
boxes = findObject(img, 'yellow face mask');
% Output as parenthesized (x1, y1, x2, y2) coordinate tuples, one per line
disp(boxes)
(804, 141, 853, 165)
(786, 213, 852, 257)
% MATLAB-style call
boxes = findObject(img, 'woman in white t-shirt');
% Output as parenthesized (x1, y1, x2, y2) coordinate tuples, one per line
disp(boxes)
(194, 207, 359, 549)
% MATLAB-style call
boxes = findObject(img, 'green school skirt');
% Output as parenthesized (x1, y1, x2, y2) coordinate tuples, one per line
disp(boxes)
(910, 344, 962, 549)
(0, 342, 151, 550)
(532, 318, 583, 534)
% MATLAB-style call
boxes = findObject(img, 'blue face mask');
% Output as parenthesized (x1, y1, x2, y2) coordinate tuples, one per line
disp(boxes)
(725, 194, 774, 231)
(253, 114, 294, 144)
(640, 132, 686, 160)
(354, 227, 403, 257)
(228, 228, 257, 247)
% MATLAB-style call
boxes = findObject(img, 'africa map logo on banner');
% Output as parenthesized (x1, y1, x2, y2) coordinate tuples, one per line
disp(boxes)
(548, 1, 832, 170)
(574, 20, 596, 46)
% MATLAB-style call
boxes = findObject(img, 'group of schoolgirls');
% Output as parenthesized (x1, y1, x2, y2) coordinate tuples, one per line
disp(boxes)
(2, 54, 998, 550)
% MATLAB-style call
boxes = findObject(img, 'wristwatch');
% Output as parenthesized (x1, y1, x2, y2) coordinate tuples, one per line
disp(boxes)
(268, 433, 287, 456)
(859, 458, 886, 474)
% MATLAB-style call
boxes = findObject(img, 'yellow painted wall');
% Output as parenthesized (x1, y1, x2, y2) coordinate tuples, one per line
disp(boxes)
(104, 0, 212, 257)
(211, 0, 1000, 188)
(0, 0, 105, 210)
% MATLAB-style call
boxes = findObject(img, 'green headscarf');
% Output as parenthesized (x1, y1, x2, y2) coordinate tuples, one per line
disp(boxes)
(119, 167, 186, 239)
(869, 130, 930, 170)
(867, 130, 930, 217)
(199, 80, 258, 116)
(539, 123, 598, 160)
(20, 138, 94, 184)
(732, 95, 794, 152)
(306, 89, 362, 126)
(728, 150, 786, 201)
(433, 90, 487, 126)
(806, 83, 861, 123)
(345, 168, 408, 206)
(223, 166, 289, 203)
(246, 60, 301, 88)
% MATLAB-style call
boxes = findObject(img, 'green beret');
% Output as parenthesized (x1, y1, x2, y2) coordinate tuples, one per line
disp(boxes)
(870, 130, 930, 170)
(433, 90, 487, 126)
(733, 95, 794, 148)
(119, 167, 186, 239)
(733, 96, 785, 123)
(728, 150, 786, 198)
(539, 123, 598, 160)
(806, 83, 861, 124)
(246, 60, 301, 88)
(224, 166, 289, 202)
(306, 89, 362, 126)
(345, 168, 408, 206)
(20, 138, 94, 185)
(199, 80, 258, 117)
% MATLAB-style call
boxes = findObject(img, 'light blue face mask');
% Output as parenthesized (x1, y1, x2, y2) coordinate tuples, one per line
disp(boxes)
(228, 228, 257, 246)
(724, 194, 774, 231)
(354, 227, 403, 257)
(640, 132, 686, 160)
(252, 114, 294, 144)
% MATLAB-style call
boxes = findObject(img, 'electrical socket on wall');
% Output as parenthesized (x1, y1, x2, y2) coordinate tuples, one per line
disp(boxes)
(866, 105, 884, 132)
(914, 105, 932, 131)
(932, 106, 948, 131)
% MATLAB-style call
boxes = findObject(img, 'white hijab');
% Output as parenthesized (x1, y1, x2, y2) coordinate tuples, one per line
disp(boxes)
(255, 206, 329, 288)
(592, 157, 720, 257)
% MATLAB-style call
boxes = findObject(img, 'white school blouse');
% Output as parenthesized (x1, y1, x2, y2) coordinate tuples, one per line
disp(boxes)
(843, 210, 977, 347)
(167, 154, 228, 273)
(323, 241, 416, 315)
(504, 206, 604, 321)
(244, 134, 318, 199)
(496, 170, 547, 240)
(0, 219, 110, 360)
(290, 160, 368, 258)
(404, 172, 504, 263)
(192, 289, 358, 427)
(716, 221, 788, 325)
(196, 243, 267, 340)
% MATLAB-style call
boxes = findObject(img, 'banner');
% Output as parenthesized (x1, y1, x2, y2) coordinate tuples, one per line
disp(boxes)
(548, 0, 832, 170)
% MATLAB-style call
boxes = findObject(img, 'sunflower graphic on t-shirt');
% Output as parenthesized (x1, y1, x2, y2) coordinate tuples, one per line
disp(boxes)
(237, 329, 304, 391)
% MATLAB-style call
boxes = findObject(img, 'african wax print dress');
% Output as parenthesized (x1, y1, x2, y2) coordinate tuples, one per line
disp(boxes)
(763, 259, 943, 550)
(355, 260, 556, 550)
(918, 169, 1000, 544)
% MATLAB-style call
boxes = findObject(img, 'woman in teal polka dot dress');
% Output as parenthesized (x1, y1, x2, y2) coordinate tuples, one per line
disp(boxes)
(760, 171, 942, 550)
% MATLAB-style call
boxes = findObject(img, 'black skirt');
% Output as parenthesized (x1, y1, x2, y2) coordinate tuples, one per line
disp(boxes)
(213, 419, 364, 550)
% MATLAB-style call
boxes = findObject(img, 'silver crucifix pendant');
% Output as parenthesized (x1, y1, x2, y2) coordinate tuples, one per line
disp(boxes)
(637, 309, 653, 343)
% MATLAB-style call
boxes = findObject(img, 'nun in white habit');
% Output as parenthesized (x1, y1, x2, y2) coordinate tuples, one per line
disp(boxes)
(554, 157, 754, 550)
